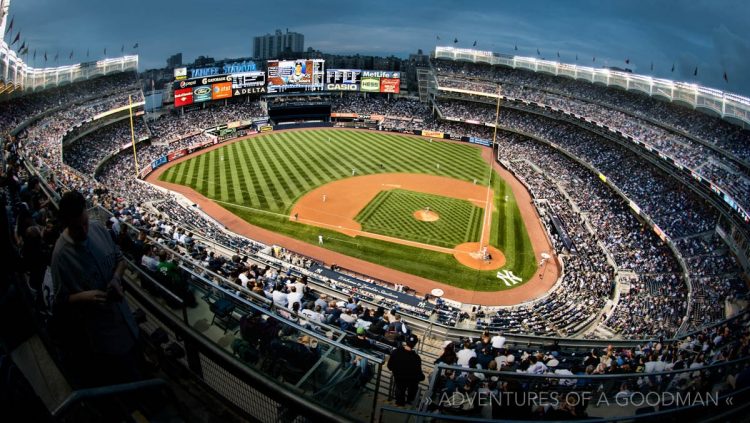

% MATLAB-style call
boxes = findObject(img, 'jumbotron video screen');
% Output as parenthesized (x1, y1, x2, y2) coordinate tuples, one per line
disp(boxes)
(267, 59, 325, 93)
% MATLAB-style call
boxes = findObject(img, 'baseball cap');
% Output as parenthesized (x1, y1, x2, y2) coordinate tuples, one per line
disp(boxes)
(406, 334, 419, 348)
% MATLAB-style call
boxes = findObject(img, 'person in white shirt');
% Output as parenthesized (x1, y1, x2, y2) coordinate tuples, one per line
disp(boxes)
(490, 333, 506, 350)
(238, 270, 251, 289)
(271, 285, 288, 308)
(526, 356, 548, 374)
(287, 286, 303, 310)
(141, 248, 160, 272)
(456, 342, 477, 367)
(339, 309, 357, 326)
(300, 305, 324, 324)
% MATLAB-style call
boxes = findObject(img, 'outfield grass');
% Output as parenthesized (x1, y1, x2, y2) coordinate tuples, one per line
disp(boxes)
(159, 129, 537, 291)
(355, 189, 483, 248)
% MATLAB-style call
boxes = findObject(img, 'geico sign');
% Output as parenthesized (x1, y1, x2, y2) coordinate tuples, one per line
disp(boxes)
(326, 83, 358, 91)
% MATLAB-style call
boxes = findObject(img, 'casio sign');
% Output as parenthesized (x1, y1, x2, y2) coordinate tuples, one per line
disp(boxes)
(327, 83, 358, 91)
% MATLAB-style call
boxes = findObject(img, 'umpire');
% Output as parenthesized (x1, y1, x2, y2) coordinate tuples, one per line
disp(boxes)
(387, 334, 424, 406)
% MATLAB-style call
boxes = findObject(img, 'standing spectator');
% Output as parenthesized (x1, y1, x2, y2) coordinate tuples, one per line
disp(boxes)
(457, 341, 477, 367)
(49, 190, 139, 387)
(387, 334, 424, 407)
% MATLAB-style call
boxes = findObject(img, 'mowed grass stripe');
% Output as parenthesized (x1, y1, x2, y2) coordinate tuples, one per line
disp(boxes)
(327, 133, 380, 175)
(173, 154, 188, 184)
(195, 153, 207, 192)
(355, 190, 392, 222)
(273, 133, 325, 190)
(280, 133, 340, 187)
(254, 139, 298, 209)
(225, 143, 243, 204)
(281, 132, 333, 187)
(238, 139, 275, 210)
(336, 131, 400, 174)
(299, 133, 357, 178)
(217, 149, 230, 202)
(290, 133, 349, 180)
(282, 131, 338, 182)
(185, 152, 199, 186)
(231, 142, 258, 207)
(264, 135, 316, 195)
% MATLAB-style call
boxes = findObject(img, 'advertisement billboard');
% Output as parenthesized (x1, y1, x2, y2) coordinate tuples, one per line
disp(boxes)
(421, 130, 444, 139)
(327, 70, 401, 93)
(232, 71, 265, 87)
(211, 82, 232, 100)
(360, 77, 381, 92)
(173, 74, 232, 90)
(325, 69, 361, 91)
(231, 71, 267, 96)
(379, 77, 400, 93)
(267, 59, 325, 93)
(174, 67, 187, 80)
(174, 87, 194, 107)
(192, 85, 212, 103)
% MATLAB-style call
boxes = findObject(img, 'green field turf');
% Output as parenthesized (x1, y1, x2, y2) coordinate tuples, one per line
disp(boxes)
(159, 129, 537, 291)
(354, 189, 483, 248)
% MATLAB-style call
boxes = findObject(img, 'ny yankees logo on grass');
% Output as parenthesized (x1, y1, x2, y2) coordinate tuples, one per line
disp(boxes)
(496, 269, 522, 286)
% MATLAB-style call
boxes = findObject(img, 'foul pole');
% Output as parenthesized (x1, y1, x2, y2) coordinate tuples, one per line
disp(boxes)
(128, 94, 140, 178)
(477, 84, 502, 252)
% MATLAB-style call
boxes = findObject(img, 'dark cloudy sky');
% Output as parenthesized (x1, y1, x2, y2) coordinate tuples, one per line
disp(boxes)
(5, 0, 750, 95)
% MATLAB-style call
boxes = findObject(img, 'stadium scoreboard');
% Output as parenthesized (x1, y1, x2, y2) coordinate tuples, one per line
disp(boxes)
(267, 59, 325, 93)
(326, 69, 400, 93)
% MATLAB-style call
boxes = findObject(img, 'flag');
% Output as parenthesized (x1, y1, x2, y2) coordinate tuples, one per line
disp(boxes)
(650, 61, 653, 71)
(557, 51, 560, 58)
(514, 44, 518, 51)
(671, 63, 675, 72)
(11, 31, 20, 45)
(694, 66, 698, 76)
(121, 44, 124, 53)
(453, 37, 458, 44)
(537, 48, 540, 55)
(86, 49, 90, 57)
(575, 54, 578, 61)
(4, 16, 13, 35)
(44, 51, 47, 61)
(33, 49, 36, 60)
(133, 42, 139, 49)
(104, 47, 107, 55)
(21, 46, 28, 55)
(625, 58, 630, 64)
(18, 40, 25, 52)
(54, 51, 59, 62)
(593, 56, 596, 62)
(472, 40, 477, 47)
(436, 35, 440, 41)
(69, 50, 74, 60)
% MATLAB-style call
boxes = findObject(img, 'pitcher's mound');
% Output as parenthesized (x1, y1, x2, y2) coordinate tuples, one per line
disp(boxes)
(413, 210, 440, 222)
(453, 242, 506, 271)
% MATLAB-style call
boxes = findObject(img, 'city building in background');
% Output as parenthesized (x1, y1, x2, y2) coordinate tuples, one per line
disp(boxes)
(253, 29, 304, 60)
(166, 53, 182, 69)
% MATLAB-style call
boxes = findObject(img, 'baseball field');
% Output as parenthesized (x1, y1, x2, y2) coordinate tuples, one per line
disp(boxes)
(158, 129, 537, 291)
